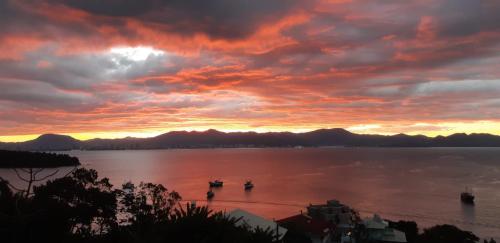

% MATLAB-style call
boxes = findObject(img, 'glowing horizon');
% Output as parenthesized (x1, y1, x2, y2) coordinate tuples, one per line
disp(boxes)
(2, 120, 500, 143)
(1, 1, 500, 142)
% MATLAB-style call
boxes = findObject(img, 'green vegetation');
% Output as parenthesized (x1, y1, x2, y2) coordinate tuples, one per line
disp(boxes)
(0, 150, 80, 168)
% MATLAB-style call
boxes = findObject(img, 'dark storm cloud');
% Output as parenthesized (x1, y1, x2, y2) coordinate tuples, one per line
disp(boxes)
(52, 0, 308, 39)
(0, 1, 42, 33)
(434, 0, 500, 37)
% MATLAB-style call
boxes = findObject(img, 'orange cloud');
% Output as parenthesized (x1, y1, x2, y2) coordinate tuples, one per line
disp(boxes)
(1, 0, 500, 140)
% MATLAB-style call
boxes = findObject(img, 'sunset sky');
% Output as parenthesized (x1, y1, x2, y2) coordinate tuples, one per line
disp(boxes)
(1, 0, 500, 142)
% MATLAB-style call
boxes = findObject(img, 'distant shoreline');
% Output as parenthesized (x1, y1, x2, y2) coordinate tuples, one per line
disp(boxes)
(50, 146, 500, 152)
(2, 128, 500, 151)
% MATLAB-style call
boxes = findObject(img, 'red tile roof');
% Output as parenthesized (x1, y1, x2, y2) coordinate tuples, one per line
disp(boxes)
(278, 213, 334, 237)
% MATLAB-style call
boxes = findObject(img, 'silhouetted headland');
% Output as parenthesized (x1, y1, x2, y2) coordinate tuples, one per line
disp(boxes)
(0, 150, 80, 168)
(2, 128, 500, 151)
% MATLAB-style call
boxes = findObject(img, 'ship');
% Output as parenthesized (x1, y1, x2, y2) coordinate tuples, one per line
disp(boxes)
(207, 190, 214, 199)
(460, 187, 474, 204)
(244, 180, 254, 190)
(209, 180, 224, 187)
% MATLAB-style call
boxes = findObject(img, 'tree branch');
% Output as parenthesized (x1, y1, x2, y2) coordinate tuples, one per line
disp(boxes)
(6, 181, 25, 193)
(33, 168, 45, 177)
(62, 166, 78, 178)
(33, 169, 59, 182)
(12, 169, 30, 183)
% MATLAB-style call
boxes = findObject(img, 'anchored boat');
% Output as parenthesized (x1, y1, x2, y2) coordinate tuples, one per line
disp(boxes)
(461, 187, 474, 204)
(244, 180, 254, 190)
(209, 180, 224, 188)
(207, 190, 214, 199)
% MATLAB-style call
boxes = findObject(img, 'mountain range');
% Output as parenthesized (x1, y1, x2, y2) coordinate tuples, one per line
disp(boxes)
(1, 128, 500, 151)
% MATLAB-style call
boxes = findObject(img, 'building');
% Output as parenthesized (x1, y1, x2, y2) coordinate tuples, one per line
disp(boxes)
(307, 200, 358, 239)
(228, 209, 288, 241)
(278, 213, 334, 243)
(361, 214, 407, 243)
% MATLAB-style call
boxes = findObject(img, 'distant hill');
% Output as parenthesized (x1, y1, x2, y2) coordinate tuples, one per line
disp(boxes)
(0, 134, 82, 151)
(1, 129, 500, 151)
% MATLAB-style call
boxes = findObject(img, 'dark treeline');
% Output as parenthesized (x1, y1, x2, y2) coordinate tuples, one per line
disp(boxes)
(0, 150, 80, 168)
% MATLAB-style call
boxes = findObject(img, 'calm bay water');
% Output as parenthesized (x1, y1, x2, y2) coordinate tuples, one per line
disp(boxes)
(1, 147, 500, 239)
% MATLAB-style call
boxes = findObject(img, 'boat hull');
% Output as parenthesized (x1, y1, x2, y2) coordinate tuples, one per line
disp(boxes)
(209, 181, 223, 187)
(461, 193, 475, 204)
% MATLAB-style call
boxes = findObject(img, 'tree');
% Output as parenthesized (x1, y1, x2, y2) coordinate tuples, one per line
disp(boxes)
(33, 168, 117, 237)
(11, 168, 60, 198)
(163, 203, 275, 243)
(419, 224, 479, 243)
(115, 181, 181, 242)
(389, 220, 418, 243)
(0, 178, 13, 202)
(0, 168, 118, 243)
(118, 181, 180, 225)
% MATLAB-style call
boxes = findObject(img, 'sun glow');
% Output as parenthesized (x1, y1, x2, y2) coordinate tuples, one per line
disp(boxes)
(109, 46, 165, 61)
(2, 120, 500, 143)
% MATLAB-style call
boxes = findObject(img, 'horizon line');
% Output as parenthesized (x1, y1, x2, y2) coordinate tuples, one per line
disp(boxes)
(1, 127, 498, 143)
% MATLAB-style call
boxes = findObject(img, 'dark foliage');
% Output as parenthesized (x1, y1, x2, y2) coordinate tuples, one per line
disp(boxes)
(419, 224, 480, 243)
(0, 150, 80, 168)
(159, 203, 275, 243)
(0, 168, 275, 243)
(279, 221, 313, 243)
(0, 168, 117, 242)
(388, 220, 419, 243)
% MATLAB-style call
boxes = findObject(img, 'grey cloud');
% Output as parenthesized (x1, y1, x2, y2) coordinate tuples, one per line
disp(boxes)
(52, 0, 309, 40)
(0, 78, 98, 110)
(0, 46, 181, 91)
(434, 0, 500, 37)
(412, 80, 500, 95)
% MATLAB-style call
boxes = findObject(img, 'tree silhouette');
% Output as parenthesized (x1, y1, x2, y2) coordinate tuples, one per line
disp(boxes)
(11, 168, 60, 198)
(419, 224, 479, 243)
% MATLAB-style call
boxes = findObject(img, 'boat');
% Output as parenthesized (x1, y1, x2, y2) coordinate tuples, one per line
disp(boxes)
(461, 187, 474, 204)
(244, 180, 254, 190)
(207, 190, 214, 199)
(209, 180, 224, 187)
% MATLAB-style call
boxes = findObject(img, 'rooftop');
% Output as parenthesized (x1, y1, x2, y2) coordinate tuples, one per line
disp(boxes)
(278, 213, 333, 237)
(228, 209, 288, 241)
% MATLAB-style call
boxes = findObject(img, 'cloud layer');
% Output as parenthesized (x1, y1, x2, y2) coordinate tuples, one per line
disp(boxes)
(1, 0, 500, 140)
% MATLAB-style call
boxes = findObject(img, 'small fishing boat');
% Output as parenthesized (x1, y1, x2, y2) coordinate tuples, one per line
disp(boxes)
(207, 190, 214, 199)
(209, 180, 224, 187)
(461, 187, 474, 204)
(244, 180, 254, 190)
